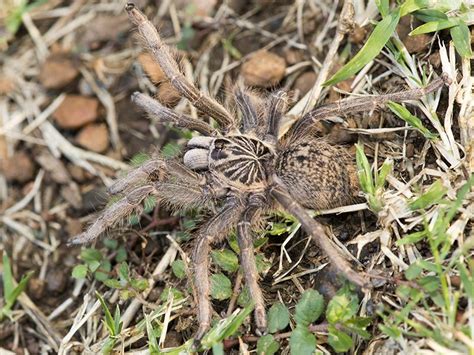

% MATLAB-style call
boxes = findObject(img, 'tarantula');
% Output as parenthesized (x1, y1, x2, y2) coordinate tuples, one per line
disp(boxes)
(71, 3, 448, 342)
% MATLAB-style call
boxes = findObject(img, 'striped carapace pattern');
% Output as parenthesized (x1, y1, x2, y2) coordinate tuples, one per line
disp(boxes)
(208, 136, 273, 186)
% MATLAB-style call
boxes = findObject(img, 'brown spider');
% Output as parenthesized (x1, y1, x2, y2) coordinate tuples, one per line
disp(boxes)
(71, 3, 448, 343)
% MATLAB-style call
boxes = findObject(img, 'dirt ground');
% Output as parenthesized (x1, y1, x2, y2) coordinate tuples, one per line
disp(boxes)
(1, 0, 473, 354)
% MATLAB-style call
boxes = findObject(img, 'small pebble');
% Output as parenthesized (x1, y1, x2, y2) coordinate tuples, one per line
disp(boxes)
(76, 123, 109, 153)
(66, 218, 83, 237)
(53, 95, 99, 129)
(0, 151, 35, 183)
(60, 183, 83, 210)
(241, 50, 286, 88)
(184, 0, 217, 17)
(404, 34, 431, 54)
(428, 52, 441, 68)
(39, 54, 79, 89)
(283, 48, 304, 65)
(293, 71, 316, 96)
(67, 163, 88, 182)
(349, 24, 368, 44)
(46, 267, 68, 294)
(28, 278, 46, 300)
(0, 77, 15, 94)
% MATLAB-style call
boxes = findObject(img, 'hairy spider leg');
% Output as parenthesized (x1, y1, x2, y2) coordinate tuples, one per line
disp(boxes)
(234, 88, 259, 133)
(193, 196, 245, 343)
(69, 185, 155, 245)
(71, 160, 214, 244)
(264, 90, 287, 141)
(269, 176, 369, 289)
(126, 3, 235, 130)
(236, 194, 268, 335)
(132, 92, 217, 136)
(107, 159, 166, 195)
(291, 73, 450, 139)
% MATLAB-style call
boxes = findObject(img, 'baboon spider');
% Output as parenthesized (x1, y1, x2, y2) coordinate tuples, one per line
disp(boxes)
(71, 3, 449, 343)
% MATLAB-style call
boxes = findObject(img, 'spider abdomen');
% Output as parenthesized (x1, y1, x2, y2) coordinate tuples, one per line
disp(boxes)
(275, 139, 360, 210)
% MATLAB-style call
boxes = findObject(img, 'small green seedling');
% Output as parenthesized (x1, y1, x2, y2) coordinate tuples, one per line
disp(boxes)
(3, 0, 47, 39)
(96, 292, 123, 354)
(72, 242, 147, 299)
(356, 143, 393, 213)
(256, 287, 370, 354)
(289, 289, 325, 354)
(150, 303, 255, 354)
(0, 253, 33, 322)
(199, 302, 255, 351)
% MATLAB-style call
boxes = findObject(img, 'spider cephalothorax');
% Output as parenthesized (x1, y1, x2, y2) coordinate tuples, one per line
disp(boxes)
(185, 135, 274, 188)
(71, 3, 449, 343)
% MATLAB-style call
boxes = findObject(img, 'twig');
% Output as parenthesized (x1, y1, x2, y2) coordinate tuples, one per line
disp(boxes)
(4, 170, 45, 215)
(16, 280, 62, 351)
(2, 216, 54, 251)
(21, 12, 49, 60)
(39, 121, 128, 179)
(59, 295, 101, 354)
(226, 272, 243, 316)
(22, 94, 66, 135)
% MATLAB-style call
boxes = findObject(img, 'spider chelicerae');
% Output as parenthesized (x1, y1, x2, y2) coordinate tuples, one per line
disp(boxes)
(71, 3, 448, 342)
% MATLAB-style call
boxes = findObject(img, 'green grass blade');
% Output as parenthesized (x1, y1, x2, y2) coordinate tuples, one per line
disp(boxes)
(413, 9, 448, 22)
(387, 101, 438, 140)
(375, 0, 390, 17)
(1, 254, 33, 320)
(114, 306, 123, 334)
(429, 0, 462, 12)
(399, 0, 428, 17)
(199, 302, 254, 350)
(396, 230, 428, 246)
(324, 8, 401, 86)
(458, 262, 474, 300)
(375, 158, 393, 190)
(5, 272, 34, 308)
(355, 144, 374, 195)
(2, 253, 14, 300)
(145, 314, 160, 353)
(446, 175, 474, 223)
(96, 292, 116, 336)
(409, 19, 458, 35)
(450, 22, 473, 58)
(409, 180, 447, 210)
